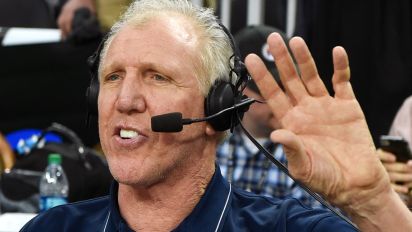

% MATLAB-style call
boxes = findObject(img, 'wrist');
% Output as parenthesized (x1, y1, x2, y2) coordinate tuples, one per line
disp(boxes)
(345, 187, 412, 231)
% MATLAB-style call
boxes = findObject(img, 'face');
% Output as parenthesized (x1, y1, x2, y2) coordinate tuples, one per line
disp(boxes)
(98, 16, 212, 186)
(243, 87, 279, 137)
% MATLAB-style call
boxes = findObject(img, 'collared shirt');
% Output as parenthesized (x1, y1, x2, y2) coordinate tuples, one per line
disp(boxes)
(21, 166, 355, 232)
(216, 130, 320, 207)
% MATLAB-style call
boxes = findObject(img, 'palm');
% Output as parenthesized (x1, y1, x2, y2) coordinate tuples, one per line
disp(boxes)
(284, 96, 380, 200)
(245, 33, 388, 205)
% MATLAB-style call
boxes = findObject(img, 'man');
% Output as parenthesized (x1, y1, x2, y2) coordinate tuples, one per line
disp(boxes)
(22, 0, 412, 231)
(379, 95, 412, 207)
(217, 25, 319, 207)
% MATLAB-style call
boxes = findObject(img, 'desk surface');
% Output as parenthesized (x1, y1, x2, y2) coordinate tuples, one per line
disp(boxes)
(0, 213, 36, 232)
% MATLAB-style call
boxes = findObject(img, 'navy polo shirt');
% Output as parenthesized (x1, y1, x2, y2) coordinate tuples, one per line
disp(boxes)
(21, 166, 356, 231)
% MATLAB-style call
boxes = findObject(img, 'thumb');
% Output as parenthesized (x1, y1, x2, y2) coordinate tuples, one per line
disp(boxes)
(270, 129, 312, 181)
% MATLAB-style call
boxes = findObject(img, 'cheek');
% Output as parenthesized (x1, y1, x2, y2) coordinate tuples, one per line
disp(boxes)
(97, 92, 114, 142)
(150, 92, 204, 117)
(97, 89, 117, 117)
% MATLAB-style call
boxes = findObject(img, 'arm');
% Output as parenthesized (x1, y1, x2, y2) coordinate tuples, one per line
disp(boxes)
(57, 0, 96, 39)
(245, 33, 412, 231)
(0, 132, 14, 172)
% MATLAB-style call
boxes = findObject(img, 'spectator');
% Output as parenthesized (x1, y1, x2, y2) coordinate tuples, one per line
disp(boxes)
(217, 25, 320, 207)
(389, 95, 412, 150)
(379, 95, 412, 207)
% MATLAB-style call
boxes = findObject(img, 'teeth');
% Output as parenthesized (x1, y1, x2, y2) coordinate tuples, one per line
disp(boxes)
(120, 129, 138, 139)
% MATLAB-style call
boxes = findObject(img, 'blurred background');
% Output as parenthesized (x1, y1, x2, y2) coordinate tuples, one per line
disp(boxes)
(1, 0, 411, 148)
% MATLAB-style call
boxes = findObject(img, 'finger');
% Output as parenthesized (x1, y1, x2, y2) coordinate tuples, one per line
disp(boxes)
(245, 54, 293, 120)
(388, 172, 412, 183)
(405, 181, 412, 189)
(383, 162, 412, 174)
(57, 15, 69, 39)
(57, 10, 73, 39)
(377, 149, 396, 162)
(384, 162, 412, 173)
(331, 46, 354, 100)
(267, 33, 309, 103)
(270, 129, 311, 182)
(391, 183, 409, 194)
(289, 37, 328, 97)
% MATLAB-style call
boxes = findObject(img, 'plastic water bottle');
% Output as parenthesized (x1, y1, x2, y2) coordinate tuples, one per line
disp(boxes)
(39, 153, 69, 212)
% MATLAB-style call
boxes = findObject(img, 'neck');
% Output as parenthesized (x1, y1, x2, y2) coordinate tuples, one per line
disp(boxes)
(117, 142, 216, 231)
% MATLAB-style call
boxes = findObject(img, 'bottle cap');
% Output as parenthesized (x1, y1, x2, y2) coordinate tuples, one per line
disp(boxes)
(48, 153, 62, 165)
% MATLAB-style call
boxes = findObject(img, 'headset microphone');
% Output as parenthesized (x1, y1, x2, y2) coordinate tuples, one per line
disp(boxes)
(151, 98, 256, 133)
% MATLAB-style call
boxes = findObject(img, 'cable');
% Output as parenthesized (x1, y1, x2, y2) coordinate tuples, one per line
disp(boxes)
(184, 98, 258, 124)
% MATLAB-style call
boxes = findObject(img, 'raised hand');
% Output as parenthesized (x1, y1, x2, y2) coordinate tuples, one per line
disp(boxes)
(244, 33, 390, 209)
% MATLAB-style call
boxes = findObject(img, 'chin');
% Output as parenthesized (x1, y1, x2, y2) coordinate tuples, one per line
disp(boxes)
(114, 174, 165, 187)
(108, 157, 169, 187)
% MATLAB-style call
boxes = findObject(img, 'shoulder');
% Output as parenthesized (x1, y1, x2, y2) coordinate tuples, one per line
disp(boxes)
(21, 196, 110, 232)
(224, 188, 356, 231)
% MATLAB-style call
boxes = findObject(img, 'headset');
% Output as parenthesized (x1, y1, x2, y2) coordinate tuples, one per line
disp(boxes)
(85, 22, 251, 132)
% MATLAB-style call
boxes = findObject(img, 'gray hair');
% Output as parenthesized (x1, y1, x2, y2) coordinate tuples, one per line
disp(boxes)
(98, 0, 235, 96)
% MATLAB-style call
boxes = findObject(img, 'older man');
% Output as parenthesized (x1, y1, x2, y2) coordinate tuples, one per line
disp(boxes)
(22, 0, 412, 231)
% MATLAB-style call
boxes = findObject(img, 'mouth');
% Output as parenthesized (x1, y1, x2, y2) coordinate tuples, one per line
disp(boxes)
(111, 125, 148, 148)
(119, 129, 139, 139)
(114, 126, 147, 141)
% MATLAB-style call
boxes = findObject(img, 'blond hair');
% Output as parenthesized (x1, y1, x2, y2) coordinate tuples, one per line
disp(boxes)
(98, 0, 235, 96)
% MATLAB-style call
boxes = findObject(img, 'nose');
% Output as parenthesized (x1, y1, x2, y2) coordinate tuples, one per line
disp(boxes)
(115, 74, 146, 114)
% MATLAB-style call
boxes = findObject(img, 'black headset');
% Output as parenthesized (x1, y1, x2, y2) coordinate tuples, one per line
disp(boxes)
(86, 22, 250, 132)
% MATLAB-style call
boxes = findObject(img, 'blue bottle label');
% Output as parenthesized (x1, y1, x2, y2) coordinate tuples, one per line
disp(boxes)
(40, 196, 68, 212)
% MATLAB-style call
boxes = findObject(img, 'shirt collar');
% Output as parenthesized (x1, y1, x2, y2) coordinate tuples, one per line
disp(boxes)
(173, 165, 232, 231)
(107, 181, 133, 232)
(107, 165, 232, 232)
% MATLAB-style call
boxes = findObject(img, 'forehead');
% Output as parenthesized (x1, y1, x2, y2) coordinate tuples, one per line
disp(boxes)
(102, 15, 202, 75)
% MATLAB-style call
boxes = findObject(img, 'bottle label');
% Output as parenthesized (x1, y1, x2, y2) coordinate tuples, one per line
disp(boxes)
(39, 196, 68, 212)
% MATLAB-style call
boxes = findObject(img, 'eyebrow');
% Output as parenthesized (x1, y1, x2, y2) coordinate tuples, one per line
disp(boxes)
(100, 58, 181, 81)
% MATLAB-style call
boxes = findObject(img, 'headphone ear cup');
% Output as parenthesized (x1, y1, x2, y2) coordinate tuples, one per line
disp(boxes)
(86, 45, 101, 117)
(86, 76, 99, 116)
(205, 81, 236, 131)
(85, 37, 105, 118)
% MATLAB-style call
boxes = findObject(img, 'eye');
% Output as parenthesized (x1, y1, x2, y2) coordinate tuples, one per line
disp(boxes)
(106, 73, 120, 82)
(152, 74, 168, 82)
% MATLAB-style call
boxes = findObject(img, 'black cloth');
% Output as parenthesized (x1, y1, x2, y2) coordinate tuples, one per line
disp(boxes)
(295, 0, 412, 145)
(0, 0, 56, 28)
(0, 40, 101, 146)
